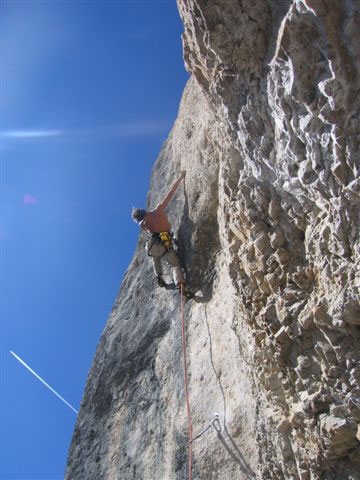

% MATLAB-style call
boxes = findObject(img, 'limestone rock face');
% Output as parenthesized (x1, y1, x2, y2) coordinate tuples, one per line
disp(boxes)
(66, 1, 360, 479)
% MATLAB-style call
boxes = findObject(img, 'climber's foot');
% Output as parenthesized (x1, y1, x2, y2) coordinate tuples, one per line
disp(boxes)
(177, 283, 194, 299)
(157, 276, 167, 288)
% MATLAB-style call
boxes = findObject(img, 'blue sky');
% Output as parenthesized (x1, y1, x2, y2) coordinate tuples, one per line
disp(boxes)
(0, 1, 189, 478)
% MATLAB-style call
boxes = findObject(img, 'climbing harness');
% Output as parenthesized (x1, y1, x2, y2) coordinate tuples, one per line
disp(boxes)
(180, 283, 193, 480)
(147, 231, 173, 257)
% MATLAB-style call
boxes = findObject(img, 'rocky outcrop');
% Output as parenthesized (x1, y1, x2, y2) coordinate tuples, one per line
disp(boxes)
(66, 1, 360, 479)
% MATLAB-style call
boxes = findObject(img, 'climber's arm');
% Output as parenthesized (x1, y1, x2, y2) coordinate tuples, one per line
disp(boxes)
(157, 171, 186, 210)
(140, 219, 151, 233)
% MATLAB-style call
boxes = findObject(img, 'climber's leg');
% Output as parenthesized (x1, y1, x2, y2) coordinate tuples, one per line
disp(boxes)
(163, 251, 194, 298)
(152, 256, 163, 278)
(163, 250, 185, 286)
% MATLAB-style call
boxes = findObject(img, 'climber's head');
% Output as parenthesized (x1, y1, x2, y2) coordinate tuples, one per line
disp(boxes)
(132, 207, 147, 223)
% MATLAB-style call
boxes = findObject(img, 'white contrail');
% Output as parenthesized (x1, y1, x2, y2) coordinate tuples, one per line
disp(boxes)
(10, 350, 78, 415)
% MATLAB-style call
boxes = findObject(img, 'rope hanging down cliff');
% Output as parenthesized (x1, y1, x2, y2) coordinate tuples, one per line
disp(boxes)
(180, 283, 193, 480)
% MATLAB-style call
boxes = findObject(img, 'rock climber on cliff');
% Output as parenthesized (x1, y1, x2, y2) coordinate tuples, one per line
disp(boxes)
(132, 171, 193, 298)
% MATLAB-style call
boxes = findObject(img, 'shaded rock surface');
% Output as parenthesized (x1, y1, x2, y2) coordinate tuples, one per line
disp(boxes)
(66, 1, 360, 479)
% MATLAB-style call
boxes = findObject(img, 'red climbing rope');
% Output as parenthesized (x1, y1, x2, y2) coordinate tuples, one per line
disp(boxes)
(180, 284, 193, 480)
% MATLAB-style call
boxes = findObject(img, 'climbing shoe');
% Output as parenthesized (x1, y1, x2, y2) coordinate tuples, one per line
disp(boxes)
(177, 283, 194, 299)
(157, 276, 167, 288)
(183, 289, 195, 299)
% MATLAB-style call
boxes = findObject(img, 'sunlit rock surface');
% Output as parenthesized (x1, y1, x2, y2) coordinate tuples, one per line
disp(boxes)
(66, 1, 360, 479)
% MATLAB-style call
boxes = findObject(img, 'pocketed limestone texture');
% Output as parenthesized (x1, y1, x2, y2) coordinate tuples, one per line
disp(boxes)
(66, 1, 360, 479)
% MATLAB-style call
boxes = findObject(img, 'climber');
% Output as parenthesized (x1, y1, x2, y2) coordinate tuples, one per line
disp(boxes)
(132, 170, 193, 298)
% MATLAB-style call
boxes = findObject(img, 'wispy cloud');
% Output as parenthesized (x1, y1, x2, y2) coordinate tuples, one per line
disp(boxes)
(2, 129, 64, 139)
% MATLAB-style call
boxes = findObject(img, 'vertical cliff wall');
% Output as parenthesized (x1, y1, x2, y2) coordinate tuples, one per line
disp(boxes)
(66, 1, 360, 479)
